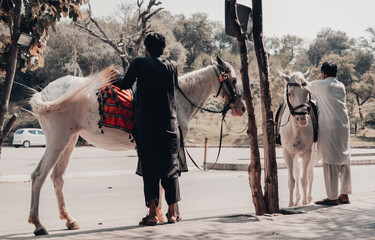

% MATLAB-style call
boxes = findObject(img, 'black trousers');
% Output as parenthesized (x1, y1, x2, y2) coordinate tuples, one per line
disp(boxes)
(143, 176, 181, 207)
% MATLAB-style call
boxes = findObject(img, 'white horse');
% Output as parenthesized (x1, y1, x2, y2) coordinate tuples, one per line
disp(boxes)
(28, 56, 245, 235)
(278, 70, 316, 207)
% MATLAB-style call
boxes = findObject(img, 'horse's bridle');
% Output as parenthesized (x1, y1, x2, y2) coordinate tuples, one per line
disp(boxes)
(178, 64, 239, 115)
(286, 82, 311, 117)
(213, 64, 239, 113)
(178, 64, 241, 171)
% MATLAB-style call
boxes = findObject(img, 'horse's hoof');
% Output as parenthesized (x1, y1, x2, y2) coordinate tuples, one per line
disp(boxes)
(66, 220, 80, 230)
(34, 227, 49, 236)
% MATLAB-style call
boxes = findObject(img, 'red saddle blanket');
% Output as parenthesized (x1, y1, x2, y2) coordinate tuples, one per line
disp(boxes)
(97, 85, 133, 133)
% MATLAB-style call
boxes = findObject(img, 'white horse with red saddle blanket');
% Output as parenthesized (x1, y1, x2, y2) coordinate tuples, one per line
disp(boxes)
(278, 69, 317, 207)
(28, 56, 245, 235)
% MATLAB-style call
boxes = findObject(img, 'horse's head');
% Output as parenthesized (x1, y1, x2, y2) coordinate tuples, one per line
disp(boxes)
(211, 55, 245, 117)
(278, 68, 312, 127)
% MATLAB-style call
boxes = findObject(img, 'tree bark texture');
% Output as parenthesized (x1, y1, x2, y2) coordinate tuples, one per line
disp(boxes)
(0, 114, 17, 146)
(0, 0, 21, 157)
(251, 0, 279, 213)
(229, 0, 265, 215)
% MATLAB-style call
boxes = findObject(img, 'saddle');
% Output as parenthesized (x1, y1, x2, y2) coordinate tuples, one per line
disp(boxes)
(275, 101, 319, 145)
(97, 85, 133, 133)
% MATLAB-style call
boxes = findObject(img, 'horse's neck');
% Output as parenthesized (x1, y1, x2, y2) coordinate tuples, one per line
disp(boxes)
(177, 66, 218, 120)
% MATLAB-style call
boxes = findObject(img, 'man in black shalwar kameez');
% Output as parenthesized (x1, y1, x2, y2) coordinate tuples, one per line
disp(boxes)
(120, 33, 187, 225)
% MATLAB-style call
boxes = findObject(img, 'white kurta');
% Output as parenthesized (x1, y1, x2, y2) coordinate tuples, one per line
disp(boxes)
(306, 77, 351, 165)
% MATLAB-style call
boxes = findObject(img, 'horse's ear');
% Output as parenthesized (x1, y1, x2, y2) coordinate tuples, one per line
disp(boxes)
(303, 67, 313, 79)
(211, 57, 218, 66)
(278, 71, 290, 82)
(216, 55, 225, 66)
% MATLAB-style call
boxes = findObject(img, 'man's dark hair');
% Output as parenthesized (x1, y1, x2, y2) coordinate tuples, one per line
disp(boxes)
(321, 61, 337, 77)
(144, 33, 166, 57)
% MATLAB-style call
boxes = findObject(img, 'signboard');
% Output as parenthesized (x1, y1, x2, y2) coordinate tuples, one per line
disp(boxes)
(225, 0, 253, 41)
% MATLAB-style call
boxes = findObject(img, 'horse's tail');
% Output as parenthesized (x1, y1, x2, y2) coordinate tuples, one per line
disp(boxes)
(30, 66, 117, 114)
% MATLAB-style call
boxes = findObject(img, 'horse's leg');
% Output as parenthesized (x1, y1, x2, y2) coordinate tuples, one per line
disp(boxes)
(29, 131, 76, 236)
(293, 157, 301, 206)
(50, 134, 79, 230)
(307, 147, 316, 203)
(283, 150, 295, 207)
(301, 148, 312, 205)
(29, 145, 70, 235)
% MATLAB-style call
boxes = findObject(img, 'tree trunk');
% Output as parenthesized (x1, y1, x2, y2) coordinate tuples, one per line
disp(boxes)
(252, 0, 279, 213)
(0, 0, 21, 158)
(229, 0, 265, 215)
(355, 93, 364, 121)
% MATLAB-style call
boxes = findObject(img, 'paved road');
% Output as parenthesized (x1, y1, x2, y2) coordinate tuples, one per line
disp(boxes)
(0, 147, 374, 239)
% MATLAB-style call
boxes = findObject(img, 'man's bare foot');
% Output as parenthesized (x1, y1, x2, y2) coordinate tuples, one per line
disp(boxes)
(139, 213, 158, 226)
(139, 200, 159, 225)
(166, 203, 182, 223)
(338, 194, 350, 204)
(156, 208, 165, 222)
(166, 213, 182, 223)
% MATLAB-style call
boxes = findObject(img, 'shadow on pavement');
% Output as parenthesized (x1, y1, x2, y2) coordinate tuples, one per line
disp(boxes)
(280, 204, 333, 214)
(0, 214, 259, 239)
(2, 203, 375, 239)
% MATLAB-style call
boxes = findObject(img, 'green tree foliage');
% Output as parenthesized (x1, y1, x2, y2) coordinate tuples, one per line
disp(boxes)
(359, 27, 375, 59)
(350, 70, 375, 121)
(353, 49, 374, 76)
(173, 13, 215, 69)
(307, 28, 353, 66)
(266, 35, 304, 68)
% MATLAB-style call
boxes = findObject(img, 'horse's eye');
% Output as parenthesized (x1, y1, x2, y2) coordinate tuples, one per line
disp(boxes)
(232, 79, 237, 85)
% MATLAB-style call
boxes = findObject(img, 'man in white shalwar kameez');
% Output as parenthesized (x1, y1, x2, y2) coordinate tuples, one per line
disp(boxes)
(306, 61, 352, 205)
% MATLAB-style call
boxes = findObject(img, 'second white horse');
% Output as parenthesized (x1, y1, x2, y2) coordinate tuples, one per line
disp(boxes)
(278, 69, 317, 207)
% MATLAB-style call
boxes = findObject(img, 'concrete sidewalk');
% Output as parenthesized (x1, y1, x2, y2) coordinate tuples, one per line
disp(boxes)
(3, 182, 375, 240)
(1, 147, 375, 239)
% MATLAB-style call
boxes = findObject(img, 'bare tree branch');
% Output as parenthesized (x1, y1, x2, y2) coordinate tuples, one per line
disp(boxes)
(74, 22, 123, 56)
(145, 7, 163, 21)
(75, 0, 162, 72)
(87, 4, 110, 40)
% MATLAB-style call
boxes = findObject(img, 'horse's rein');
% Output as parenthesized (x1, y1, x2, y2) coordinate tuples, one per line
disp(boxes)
(179, 65, 238, 170)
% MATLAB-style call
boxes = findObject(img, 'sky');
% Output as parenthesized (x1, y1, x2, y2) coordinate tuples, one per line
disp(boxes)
(88, 0, 375, 41)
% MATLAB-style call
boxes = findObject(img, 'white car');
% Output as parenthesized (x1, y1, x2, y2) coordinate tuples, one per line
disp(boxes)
(12, 128, 46, 148)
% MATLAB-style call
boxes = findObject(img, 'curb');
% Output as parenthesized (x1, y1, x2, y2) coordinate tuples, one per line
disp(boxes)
(207, 159, 375, 171)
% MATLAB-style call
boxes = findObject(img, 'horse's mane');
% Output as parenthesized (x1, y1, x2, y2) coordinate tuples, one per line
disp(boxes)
(178, 65, 215, 96)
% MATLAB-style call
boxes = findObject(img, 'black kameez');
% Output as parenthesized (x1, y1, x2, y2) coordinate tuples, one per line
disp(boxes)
(120, 56, 187, 180)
